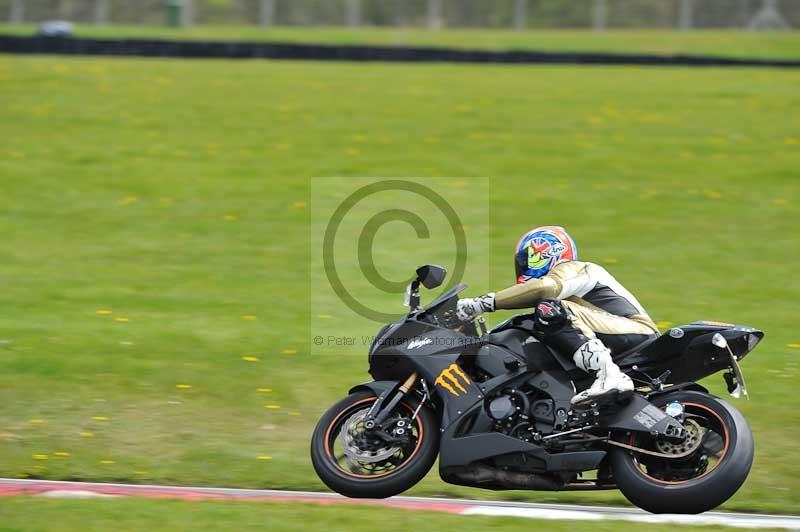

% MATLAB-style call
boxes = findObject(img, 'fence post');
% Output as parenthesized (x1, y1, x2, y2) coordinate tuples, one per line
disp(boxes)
(259, 0, 275, 26)
(678, 0, 694, 30)
(592, 0, 607, 31)
(393, 0, 407, 26)
(513, 0, 527, 30)
(9, 0, 24, 23)
(346, 0, 361, 27)
(183, 0, 194, 26)
(93, 0, 110, 25)
(427, 0, 442, 29)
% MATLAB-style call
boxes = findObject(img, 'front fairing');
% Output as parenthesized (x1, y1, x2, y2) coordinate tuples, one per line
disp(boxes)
(366, 287, 480, 382)
(368, 283, 471, 357)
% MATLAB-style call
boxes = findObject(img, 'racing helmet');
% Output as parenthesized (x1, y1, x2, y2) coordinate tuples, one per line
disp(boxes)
(514, 226, 577, 283)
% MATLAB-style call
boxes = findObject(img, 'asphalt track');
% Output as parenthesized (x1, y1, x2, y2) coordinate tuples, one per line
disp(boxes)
(2, 478, 799, 529)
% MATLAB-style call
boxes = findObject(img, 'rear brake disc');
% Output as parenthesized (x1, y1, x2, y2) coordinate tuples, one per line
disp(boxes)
(608, 419, 704, 459)
(655, 418, 703, 456)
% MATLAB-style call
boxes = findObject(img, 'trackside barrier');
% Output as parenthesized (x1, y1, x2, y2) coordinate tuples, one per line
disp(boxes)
(0, 35, 798, 67)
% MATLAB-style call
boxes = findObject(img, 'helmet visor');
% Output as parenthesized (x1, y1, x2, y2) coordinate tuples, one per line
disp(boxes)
(515, 251, 531, 283)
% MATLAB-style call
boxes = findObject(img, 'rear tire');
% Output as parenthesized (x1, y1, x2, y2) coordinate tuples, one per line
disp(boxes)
(310, 391, 439, 498)
(611, 391, 754, 514)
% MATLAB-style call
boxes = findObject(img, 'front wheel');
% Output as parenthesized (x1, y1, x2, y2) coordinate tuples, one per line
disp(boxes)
(310, 391, 439, 498)
(611, 391, 754, 514)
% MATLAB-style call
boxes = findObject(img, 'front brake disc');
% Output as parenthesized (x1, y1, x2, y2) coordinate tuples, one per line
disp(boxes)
(340, 408, 400, 464)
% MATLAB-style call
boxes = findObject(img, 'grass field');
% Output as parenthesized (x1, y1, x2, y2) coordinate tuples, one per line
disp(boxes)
(2, 24, 800, 59)
(0, 498, 762, 531)
(0, 50, 798, 515)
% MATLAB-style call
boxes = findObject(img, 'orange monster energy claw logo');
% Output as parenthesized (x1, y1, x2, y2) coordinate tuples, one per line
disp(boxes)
(434, 364, 471, 397)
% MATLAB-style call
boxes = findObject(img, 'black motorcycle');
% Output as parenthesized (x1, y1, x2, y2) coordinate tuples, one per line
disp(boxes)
(311, 264, 759, 514)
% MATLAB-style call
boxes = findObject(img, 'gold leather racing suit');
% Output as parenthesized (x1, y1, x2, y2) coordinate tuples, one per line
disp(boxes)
(495, 261, 658, 356)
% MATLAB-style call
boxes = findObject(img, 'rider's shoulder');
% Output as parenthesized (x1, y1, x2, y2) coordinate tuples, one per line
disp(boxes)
(551, 260, 596, 275)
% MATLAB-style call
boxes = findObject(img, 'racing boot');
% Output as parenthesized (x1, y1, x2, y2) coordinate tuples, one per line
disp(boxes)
(571, 338, 634, 406)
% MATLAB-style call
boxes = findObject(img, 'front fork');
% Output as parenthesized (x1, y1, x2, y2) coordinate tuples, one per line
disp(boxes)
(363, 372, 421, 433)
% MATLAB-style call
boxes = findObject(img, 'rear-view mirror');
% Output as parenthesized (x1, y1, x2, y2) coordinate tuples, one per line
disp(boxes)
(416, 264, 447, 290)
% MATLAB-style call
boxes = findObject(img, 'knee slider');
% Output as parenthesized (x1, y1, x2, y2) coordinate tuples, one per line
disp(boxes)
(532, 299, 568, 335)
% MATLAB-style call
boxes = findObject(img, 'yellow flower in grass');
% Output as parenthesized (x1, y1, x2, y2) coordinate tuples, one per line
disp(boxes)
(116, 196, 138, 206)
(32, 454, 48, 460)
(281, 348, 298, 355)
(787, 343, 800, 349)
(657, 321, 674, 330)
(257, 388, 273, 393)
(29, 419, 44, 424)
(264, 404, 281, 409)
(176, 384, 192, 389)
(92, 416, 108, 421)
(54, 451, 70, 458)
(257, 455, 272, 460)
(241, 315, 257, 321)
(80, 431, 94, 438)
(242, 355, 260, 362)
(291, 202, 306, 209)
(96, 309, 113, 316)
(223, 214, 239, 221)
(114, 317, 129, 322)
(100, 460, 115, 465)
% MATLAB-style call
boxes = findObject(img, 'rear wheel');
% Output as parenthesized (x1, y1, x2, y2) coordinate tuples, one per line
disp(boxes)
(611, 391, 753, 514)
(310, 391, 439, 498)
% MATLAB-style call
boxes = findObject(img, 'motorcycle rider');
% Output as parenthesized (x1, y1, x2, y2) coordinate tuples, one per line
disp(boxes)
(455, 226, 658, 405)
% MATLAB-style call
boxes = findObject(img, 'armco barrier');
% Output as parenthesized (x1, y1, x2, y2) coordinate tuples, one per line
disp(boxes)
(0, 35, 798, 67)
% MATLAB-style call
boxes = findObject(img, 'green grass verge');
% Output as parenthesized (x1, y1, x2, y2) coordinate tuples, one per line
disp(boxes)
(2, 24, 800, 59)
(0, 54, 798, 513)
(0, 497, 760, 531)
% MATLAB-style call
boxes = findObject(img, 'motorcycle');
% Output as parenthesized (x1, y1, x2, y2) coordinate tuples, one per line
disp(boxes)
(311, 264, 759, 514)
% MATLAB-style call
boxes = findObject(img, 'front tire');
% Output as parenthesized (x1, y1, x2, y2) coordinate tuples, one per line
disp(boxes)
(611, 391, 754, 514)
(310, 391, 439, 498)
